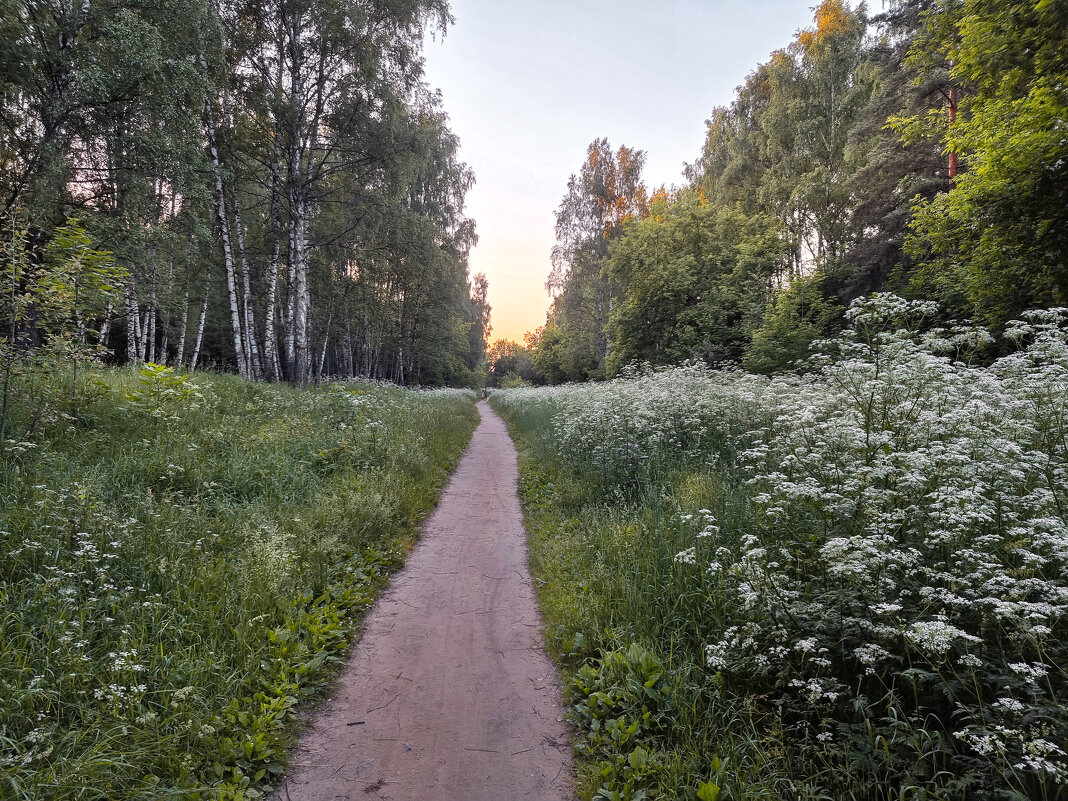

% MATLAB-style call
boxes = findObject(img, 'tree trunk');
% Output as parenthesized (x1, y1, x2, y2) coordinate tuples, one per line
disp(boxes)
(99, 303, 114, 347)
(175, 233, 192, 367)
(159, 230, 176, 364)
(947, 83, 958, 181)
(203, 89, 248, 379)
(146, 245, 158, 364)
(190, 261, 211, 372)
(262, 143, 283, 382)
(317, 302, 333, 382)
(231, 180, 263, 379)
(288, 186, 311, 386)
(342, 293, 354, 379)
(284, 211, 297, 380)
(138, 309, 149, 362)
(125, 275, 140, 365)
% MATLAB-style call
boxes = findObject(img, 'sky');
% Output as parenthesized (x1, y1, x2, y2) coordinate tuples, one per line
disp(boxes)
(421, 0, 826, 344)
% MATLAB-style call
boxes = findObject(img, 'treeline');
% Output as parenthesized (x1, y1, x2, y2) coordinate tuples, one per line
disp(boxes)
(491, 0, 1067, 386)
(1, 0, 489, 387)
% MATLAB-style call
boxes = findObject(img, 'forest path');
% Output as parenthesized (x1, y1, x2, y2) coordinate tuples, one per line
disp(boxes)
(276, 401, 573, 801)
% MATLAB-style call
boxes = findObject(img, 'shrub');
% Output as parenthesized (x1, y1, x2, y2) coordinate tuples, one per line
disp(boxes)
(494, 295, 1068, 799)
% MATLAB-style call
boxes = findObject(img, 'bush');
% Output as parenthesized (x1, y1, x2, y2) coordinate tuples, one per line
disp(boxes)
(494, 295, 1068, 800)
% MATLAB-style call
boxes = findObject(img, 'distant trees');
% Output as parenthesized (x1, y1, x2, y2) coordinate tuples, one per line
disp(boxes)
(539, 139, 649, 381)
(486, 338, 537, 387)
(528, 0, 1066, 381)
(0, 0, 487, 387)
(605, 190, 784, 371)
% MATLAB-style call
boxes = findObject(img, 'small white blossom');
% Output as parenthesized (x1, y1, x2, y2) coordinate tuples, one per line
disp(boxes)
(674, 547, 696, 565)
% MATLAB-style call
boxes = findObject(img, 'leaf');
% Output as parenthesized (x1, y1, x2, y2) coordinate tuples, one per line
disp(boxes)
(697, 780, 721, 801)
(628, 745, 648, 770)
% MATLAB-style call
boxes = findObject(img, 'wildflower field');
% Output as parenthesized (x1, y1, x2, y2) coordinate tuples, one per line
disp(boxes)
(493, 296, 1068, 801)
(0, 366, 478, 799)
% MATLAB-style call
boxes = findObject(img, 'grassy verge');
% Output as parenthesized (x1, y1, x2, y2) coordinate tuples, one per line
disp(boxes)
(493, 297, 1068, 801)
(0, 365, 478, 800)
(499, 405, 773, 801)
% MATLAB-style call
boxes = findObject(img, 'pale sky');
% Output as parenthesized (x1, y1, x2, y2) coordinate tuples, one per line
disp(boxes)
(422, 1, 826, 344)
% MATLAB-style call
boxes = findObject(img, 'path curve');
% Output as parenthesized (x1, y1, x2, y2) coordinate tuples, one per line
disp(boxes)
(277, 401, 573, 801)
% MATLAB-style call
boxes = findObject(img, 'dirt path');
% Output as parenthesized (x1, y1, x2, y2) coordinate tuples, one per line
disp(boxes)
(276, 401, 573, 801)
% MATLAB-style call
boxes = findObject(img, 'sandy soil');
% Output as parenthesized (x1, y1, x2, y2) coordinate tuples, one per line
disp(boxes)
(275, 401, 573, 801)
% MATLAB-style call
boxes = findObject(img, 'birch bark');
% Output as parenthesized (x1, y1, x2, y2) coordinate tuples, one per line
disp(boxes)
(203, 92, 248, 379)
(190, 261, 211, 372)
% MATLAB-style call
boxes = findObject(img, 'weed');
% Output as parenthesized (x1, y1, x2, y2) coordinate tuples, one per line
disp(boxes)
(495, 296, 1068, 800)
(0, 369, 478, 799)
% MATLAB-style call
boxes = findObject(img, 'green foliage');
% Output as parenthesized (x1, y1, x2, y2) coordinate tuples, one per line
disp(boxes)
(544, 0, 960, 378)
(528, 319, 599, 385)
(903, 0, 1068, 327)
(690, 0, 875, 279)
(743, 272, 843, 373)
(487, 338, 539, 387)
(0, 368, 478, 799)
(125, 362, 202, 419)
(1, 214, 126, 443)
(533, 0, 1066, 378)
(36, 221, 125, 341)
(569, 644, 680, 800)
(605, 191, 784, 372)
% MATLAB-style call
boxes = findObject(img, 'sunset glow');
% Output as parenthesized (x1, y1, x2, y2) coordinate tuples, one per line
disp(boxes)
(423, 0, 823, 344)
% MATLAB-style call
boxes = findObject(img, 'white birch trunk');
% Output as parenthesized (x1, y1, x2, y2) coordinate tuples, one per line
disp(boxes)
(231, 180, 263, 380)
(124, 281, 139, 365)
(316, 303, 333, 381)
(159, 233, 176, 364)
(99, 303, 114, 347)
(203, 92, 249, 380)
(146, 245, 157, 364)
(175, 233, 192, 367)
(190, 260, 211, 372)
(262, 142, 283, 382)
(291, 194, 311, 386)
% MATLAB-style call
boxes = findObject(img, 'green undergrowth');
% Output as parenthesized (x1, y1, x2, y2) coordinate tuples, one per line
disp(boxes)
(493, 298, 1068, 800)
(501, 410, 775, 801)
(0, 365, 478, 800)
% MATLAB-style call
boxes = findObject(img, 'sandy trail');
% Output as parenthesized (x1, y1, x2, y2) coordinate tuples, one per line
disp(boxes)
(277, 401, 573, 801)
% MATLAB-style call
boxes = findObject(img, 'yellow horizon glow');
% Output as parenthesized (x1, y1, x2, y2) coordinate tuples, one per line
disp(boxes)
(423, 0, 823, 352)
(466, 197, 554, 346)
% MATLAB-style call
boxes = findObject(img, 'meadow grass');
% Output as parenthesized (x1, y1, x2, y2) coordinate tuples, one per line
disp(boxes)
(494, 296, 1068, 801)
(508, 424, 782, 801)
(0, 365, 478, 799)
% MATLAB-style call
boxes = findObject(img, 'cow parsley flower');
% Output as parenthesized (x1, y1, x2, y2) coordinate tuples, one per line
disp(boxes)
(674, 547, 696, 565)
(905, 619, 981, 656)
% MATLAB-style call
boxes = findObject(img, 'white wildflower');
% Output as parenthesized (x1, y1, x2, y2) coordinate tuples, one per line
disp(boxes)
(674, 547, 696, 565)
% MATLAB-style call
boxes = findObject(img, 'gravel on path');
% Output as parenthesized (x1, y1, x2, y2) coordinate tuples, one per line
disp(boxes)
(276, 401, 573, 801)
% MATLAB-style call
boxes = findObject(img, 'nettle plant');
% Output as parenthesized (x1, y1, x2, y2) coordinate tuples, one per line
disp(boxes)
(690, 296, 1068, 798)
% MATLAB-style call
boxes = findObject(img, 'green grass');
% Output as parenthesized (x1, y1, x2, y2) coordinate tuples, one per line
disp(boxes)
(493, 327, 1068, 801)
(497, 397, 795, 801)
(0, 365, 478, 800)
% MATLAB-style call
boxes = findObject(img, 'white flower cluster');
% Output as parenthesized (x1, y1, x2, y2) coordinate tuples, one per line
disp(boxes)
(494, 295, 1068, 789)
(904, 619, 982, 656)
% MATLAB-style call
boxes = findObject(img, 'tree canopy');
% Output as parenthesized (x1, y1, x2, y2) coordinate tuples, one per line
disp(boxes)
(1, 0, 488, 387)
(527, 0, 1067, 381)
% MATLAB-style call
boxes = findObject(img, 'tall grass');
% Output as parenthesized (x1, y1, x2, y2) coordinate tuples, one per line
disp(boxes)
(494, 296, 1068, 801)
(0, 366, 478, 800)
